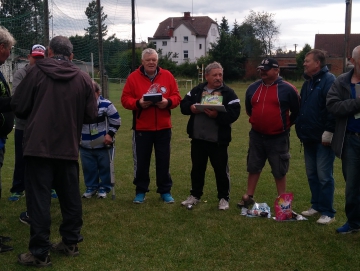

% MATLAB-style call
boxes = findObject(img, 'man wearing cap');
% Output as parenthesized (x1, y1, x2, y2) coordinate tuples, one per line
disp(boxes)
(237, 58, 300, 209)
(8, 44, 48, 202)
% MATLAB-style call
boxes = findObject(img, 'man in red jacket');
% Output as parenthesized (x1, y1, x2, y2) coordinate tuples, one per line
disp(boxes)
(121, 48, 181, 204)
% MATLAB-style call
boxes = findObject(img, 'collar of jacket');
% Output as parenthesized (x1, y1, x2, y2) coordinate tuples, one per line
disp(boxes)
(303, 65, 329, 81)
(140, 65, 160, 77)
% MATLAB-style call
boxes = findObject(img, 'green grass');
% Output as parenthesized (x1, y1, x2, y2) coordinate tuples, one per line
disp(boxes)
(1, 81, 359, 271)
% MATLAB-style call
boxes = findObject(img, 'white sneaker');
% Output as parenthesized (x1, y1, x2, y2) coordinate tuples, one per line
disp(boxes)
(97, 188, 107, 199)
(317, 215, 335, 225)
(218, 198, 229, 210)
(181, 195, 200, 206)
(301, 208, 318, 216)
(82, 189, 97, 199)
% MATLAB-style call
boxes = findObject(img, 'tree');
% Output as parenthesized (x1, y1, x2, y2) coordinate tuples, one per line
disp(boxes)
(84, 0, 108, 39)
(0, 0, 45, 52)
(243, 10, 280, 56)
(233, 22, 263, 57)
(219, 16, 230, 33)
(296, 43, 312, 76)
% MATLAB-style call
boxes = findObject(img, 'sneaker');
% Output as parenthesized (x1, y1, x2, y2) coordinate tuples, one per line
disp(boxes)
(82, 188, 97, 199)
(51, 189, 58, 199)
(0, 235, 11, 243)
(181, 195, 200, 206)
(97, 188, 107, 199)
(218, 198, 229, 210)
(301, 208, 318, 217)
(161, 193, 175, 203)
(51, 241, 79, 257)
(336, 222, 360, 234)
(316, 215, 335, 225)
(18, 252, 52, 267)
(0, 243, 13, 253)
(133, 193, 146, 204)
(8, 192, 24, 201)
(19, 211, 31, 226)
(237, 194, 255, 209)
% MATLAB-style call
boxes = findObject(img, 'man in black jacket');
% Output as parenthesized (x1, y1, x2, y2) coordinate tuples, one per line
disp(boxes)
(180, 62, 240, 210)
(0, 25, 16, 254)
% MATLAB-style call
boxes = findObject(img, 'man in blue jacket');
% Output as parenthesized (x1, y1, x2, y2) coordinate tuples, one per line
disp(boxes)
(295, 49, 336, 224)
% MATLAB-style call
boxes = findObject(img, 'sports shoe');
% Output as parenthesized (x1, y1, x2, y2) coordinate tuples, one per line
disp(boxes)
(0, 243, 13, 253)
(19, 211, 31, 226)
(51, 189, 58, 199)
(316, 215, 335, 225)
(336, 222, 360, 234)
(181, 195, 200, 206)
(82, 188, 97, 198)
(97, 188, 107, 199)
(8, 192, 24, 202)
(301, 208, 318, 217)
(18, 252, 52, 267)
(51, 241, 79, 257)
(218, 198, 229, 210)
(0, 235, 11, 243)
(133, 193, 145, 204)
(161, 193, 175, 203)
(237, 194, 255, 208)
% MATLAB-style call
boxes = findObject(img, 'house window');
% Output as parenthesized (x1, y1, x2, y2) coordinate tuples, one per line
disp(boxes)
(211, 28, 216, 36)
(184, 50, 188, 59)
(162, 41, 167, 46)
(153, 42, 157, 49)
(199, 44, 202, 49)
(175, 36, 177, 42)
(184, 36, 188, 43)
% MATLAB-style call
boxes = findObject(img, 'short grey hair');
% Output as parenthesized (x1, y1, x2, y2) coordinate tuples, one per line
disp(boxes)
(352, 45, 360, 60)
(205, 62, 223, 74)
(93, 81, 101, 93)
(0, 26, 16, 48)
(142, 48, 158, 60)
(49, 36, 73, 57)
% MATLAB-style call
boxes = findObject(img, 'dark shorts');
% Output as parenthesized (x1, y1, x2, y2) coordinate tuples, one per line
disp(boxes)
(247, 129, 290, 179)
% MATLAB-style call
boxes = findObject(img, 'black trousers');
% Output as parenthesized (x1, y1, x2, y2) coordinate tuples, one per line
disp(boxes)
(190, 139, 230, 200)
(25, 156, 83, 259)
(10, 129, 25, 193)
(132, 129, 172, 194)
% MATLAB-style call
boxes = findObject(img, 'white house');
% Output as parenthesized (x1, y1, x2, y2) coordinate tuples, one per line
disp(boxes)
(148, 12, 220, 64)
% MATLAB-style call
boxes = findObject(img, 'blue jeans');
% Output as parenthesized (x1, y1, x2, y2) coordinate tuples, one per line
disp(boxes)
(79, 147, 112, 192)
(303, 142, 335, 217)
(342, 134, 360, 229)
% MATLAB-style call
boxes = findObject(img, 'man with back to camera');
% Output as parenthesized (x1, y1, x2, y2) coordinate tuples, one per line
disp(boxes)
(11, 36, 97, 267)
(180, 61, 240, 210)
(327, 45, 360, 234)
(121, 48, 181, 204)
(237, 58, 300, 208)
(295, 49, 336, 225)
(0, 25, 16, 254)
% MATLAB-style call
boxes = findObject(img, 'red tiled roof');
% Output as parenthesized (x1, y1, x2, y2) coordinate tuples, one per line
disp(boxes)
(152, 13, 217, 38)
(315, 34, 360, 57)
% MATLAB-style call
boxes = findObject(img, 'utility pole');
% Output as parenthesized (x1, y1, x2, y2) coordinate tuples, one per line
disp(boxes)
(131, 0, 135, 72)
(44, 0, 49, 46)
(344, 0, 352, 72)
(294, 44, 298, 54)
(96, 0, 107, 98)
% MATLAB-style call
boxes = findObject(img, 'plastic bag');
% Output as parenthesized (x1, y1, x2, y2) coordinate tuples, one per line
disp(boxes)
(246, 202, 271, 218)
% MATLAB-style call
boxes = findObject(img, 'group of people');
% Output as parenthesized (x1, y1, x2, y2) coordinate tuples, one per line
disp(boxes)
(0, 23, 360, 267)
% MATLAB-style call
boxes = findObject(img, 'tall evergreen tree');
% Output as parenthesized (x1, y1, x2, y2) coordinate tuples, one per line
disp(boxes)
(84, 0, 108, 39)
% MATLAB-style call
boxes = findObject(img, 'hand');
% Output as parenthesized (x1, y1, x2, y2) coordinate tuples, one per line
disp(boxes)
(104, 134, 113, 145)
(190, 104, 201, 114)
(204, 108, 218, 118)
(155, 97, 169, 109)
(139, 97, 152, 109)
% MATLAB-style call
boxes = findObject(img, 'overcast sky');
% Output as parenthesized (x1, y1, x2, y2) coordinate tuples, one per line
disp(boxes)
(133, 0, 360, 52)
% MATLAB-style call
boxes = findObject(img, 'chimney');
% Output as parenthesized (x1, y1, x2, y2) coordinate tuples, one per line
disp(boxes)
(184, 12, 191, 20)
(168, 18, 174, 37)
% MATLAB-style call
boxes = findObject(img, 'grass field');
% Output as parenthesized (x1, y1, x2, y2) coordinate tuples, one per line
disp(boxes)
(1, 80, 360, 271)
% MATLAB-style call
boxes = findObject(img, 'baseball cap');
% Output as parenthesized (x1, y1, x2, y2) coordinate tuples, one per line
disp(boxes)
(257, 58, 279, 71)
(30, 44, 45, 57)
